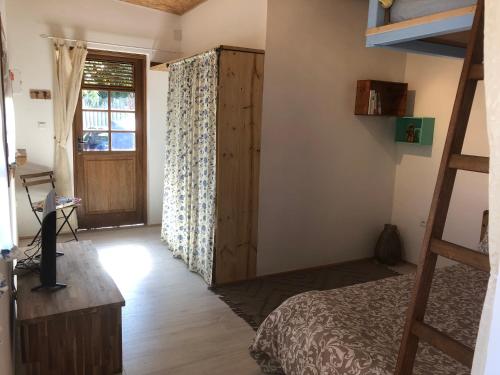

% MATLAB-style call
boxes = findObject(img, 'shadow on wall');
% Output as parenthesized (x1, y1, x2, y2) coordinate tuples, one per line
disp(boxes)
(355, 114, 397, 164)
(47, 23, 85, 43)
(396, 144, 433, 163)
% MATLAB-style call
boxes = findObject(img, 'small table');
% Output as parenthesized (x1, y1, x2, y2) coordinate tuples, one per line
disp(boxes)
(15, 241, 125, 375)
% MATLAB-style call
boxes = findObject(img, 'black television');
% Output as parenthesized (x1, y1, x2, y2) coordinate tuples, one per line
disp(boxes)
(31, 190, 66, 292)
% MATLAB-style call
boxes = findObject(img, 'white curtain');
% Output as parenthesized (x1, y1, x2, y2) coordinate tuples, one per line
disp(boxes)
(472, 1, 500, 373)
(52, 39, 87, 199)
(161, 50, 218, 285)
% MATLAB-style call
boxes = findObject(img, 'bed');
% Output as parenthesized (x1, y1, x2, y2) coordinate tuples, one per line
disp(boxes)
(250, 264, 487, 374)
(366, 0, 477, 57)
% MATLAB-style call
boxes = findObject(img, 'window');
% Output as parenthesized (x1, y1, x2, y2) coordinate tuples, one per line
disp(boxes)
(81, 59, 136, 152)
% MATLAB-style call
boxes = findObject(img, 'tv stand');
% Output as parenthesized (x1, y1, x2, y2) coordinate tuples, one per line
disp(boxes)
(30, 282, 67, 292)
(16, 241, 124, 374)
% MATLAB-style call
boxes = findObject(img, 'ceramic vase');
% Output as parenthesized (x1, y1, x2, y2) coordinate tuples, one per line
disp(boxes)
(375, 224, 402, 266)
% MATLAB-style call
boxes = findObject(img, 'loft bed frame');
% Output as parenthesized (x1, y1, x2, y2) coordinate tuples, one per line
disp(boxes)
(366, 0, 476, 58)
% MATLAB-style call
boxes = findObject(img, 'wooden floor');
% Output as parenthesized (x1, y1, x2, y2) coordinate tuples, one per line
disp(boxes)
(62, 226, 263, 375)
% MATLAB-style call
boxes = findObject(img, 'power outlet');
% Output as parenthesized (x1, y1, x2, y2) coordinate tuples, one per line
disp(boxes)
(37, 121, 47, 129)
(419, 219, 427, 228)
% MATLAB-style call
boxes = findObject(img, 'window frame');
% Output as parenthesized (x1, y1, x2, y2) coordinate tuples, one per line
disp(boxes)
(79, 55, 139, 153)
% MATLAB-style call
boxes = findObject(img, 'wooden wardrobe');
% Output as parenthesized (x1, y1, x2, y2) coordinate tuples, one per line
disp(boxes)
(214, 46, 264, 285)
(161, 45, 265, 285)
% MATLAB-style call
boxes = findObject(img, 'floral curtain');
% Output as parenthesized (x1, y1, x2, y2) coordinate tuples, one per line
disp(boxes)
(161, 50, 218, 285)
(472, 0, 500, 372)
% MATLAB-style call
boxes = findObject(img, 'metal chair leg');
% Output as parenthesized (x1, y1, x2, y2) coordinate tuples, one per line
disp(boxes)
(28, 210, 43, 246)
(28, 227, 42, 246)
(56, 207, 79, 242)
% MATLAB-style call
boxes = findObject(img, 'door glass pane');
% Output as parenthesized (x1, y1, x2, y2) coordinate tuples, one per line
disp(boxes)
(111, 132, 135, 151)
(83, 111, 108, 130)
(83, 131, 109, 151)
(82, 90, 108, 110)
(111, 91, 135, 111)
(111, 112, 135, 131)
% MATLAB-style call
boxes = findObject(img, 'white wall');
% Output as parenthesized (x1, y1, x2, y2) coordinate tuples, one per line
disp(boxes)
(256, 0, 407, 275)
(6, 0, 181, 235)
(147, 70, 169, 224)
(181, 0, 267, 55)
(0, 261, 12, 375)
(6, 0, 488, 272)
(0, 0, 14, 371)
(391, 54, 488, 265)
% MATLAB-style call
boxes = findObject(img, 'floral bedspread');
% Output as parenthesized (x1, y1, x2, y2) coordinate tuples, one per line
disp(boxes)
(250, 265, 488, 375)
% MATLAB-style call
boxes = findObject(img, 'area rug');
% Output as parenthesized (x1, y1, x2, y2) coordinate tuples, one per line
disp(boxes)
(210, 259, 400, 330)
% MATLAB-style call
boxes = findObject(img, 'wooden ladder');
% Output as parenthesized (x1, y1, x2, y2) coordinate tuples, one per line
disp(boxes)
(395, 1, 488, 374)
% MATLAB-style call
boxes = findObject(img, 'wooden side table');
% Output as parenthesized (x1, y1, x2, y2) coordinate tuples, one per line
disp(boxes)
(15, 241, 125, 375)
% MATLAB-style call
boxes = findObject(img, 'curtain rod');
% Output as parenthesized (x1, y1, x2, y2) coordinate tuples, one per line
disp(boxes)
(40, 34, 179, 54)
(161, 45, 265, 68)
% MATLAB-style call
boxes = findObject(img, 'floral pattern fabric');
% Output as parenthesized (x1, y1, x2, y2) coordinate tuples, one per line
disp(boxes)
(250, 265, 488, 375)
(161, 50, 218, 285)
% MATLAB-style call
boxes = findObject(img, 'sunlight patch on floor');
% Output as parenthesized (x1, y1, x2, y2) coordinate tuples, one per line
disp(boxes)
(98, 244, 153, 294)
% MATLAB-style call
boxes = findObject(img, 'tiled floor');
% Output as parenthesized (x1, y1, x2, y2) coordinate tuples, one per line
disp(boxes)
(66, 226, 263, 375)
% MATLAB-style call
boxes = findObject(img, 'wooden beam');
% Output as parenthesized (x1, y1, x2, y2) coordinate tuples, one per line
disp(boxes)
(449, 154, 489, 173)
(411, 321, 474, 367)
(424, 37, 467, 49)
(366, 6, 475, 51)
(430, 238, 490, 272)
(366, 6, 476, 36)
(150, 62, 168, 71)
(120, 0, 206, 15)
(383, 41, 466, 58)
(469, 63, 484, 80)
(159, 45, 265, 69)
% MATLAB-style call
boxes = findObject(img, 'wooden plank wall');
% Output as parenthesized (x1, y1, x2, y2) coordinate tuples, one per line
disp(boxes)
(215, 50, 264, 285)
(121, 0, 206, 15)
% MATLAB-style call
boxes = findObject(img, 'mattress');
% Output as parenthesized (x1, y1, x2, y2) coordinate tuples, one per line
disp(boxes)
(391, 0, 477, 23)
(250, 264, 487, 375)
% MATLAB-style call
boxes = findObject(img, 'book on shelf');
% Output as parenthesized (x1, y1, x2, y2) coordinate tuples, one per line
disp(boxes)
(367, 90, 383, 115)
(368, 89, 376, 115)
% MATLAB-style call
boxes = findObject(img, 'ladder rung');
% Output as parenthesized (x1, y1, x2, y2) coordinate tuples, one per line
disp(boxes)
(431, 239, 490, 272)
(411, 321, 474, 367)
(449, 154, 489, 173)
(469, 63, 484, 80)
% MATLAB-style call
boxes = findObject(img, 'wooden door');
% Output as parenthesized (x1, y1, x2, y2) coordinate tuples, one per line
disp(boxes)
(73, 51, 146, 229)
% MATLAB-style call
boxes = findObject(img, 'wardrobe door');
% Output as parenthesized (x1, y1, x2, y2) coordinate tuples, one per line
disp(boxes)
(214, 49, 264, 285)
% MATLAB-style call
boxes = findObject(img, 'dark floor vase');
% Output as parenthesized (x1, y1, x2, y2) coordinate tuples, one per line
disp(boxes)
(375, 224, 402, 266)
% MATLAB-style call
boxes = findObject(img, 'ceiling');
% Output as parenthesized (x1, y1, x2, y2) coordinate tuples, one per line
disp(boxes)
(120, 0, 207, 15)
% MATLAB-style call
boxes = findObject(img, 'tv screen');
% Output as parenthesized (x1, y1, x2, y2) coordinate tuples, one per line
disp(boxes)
(32, 189, 66, 291)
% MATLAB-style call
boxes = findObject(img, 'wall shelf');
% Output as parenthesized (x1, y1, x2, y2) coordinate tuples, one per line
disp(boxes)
(354, 80, 408, 116)
(396, 117, 435, 145)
